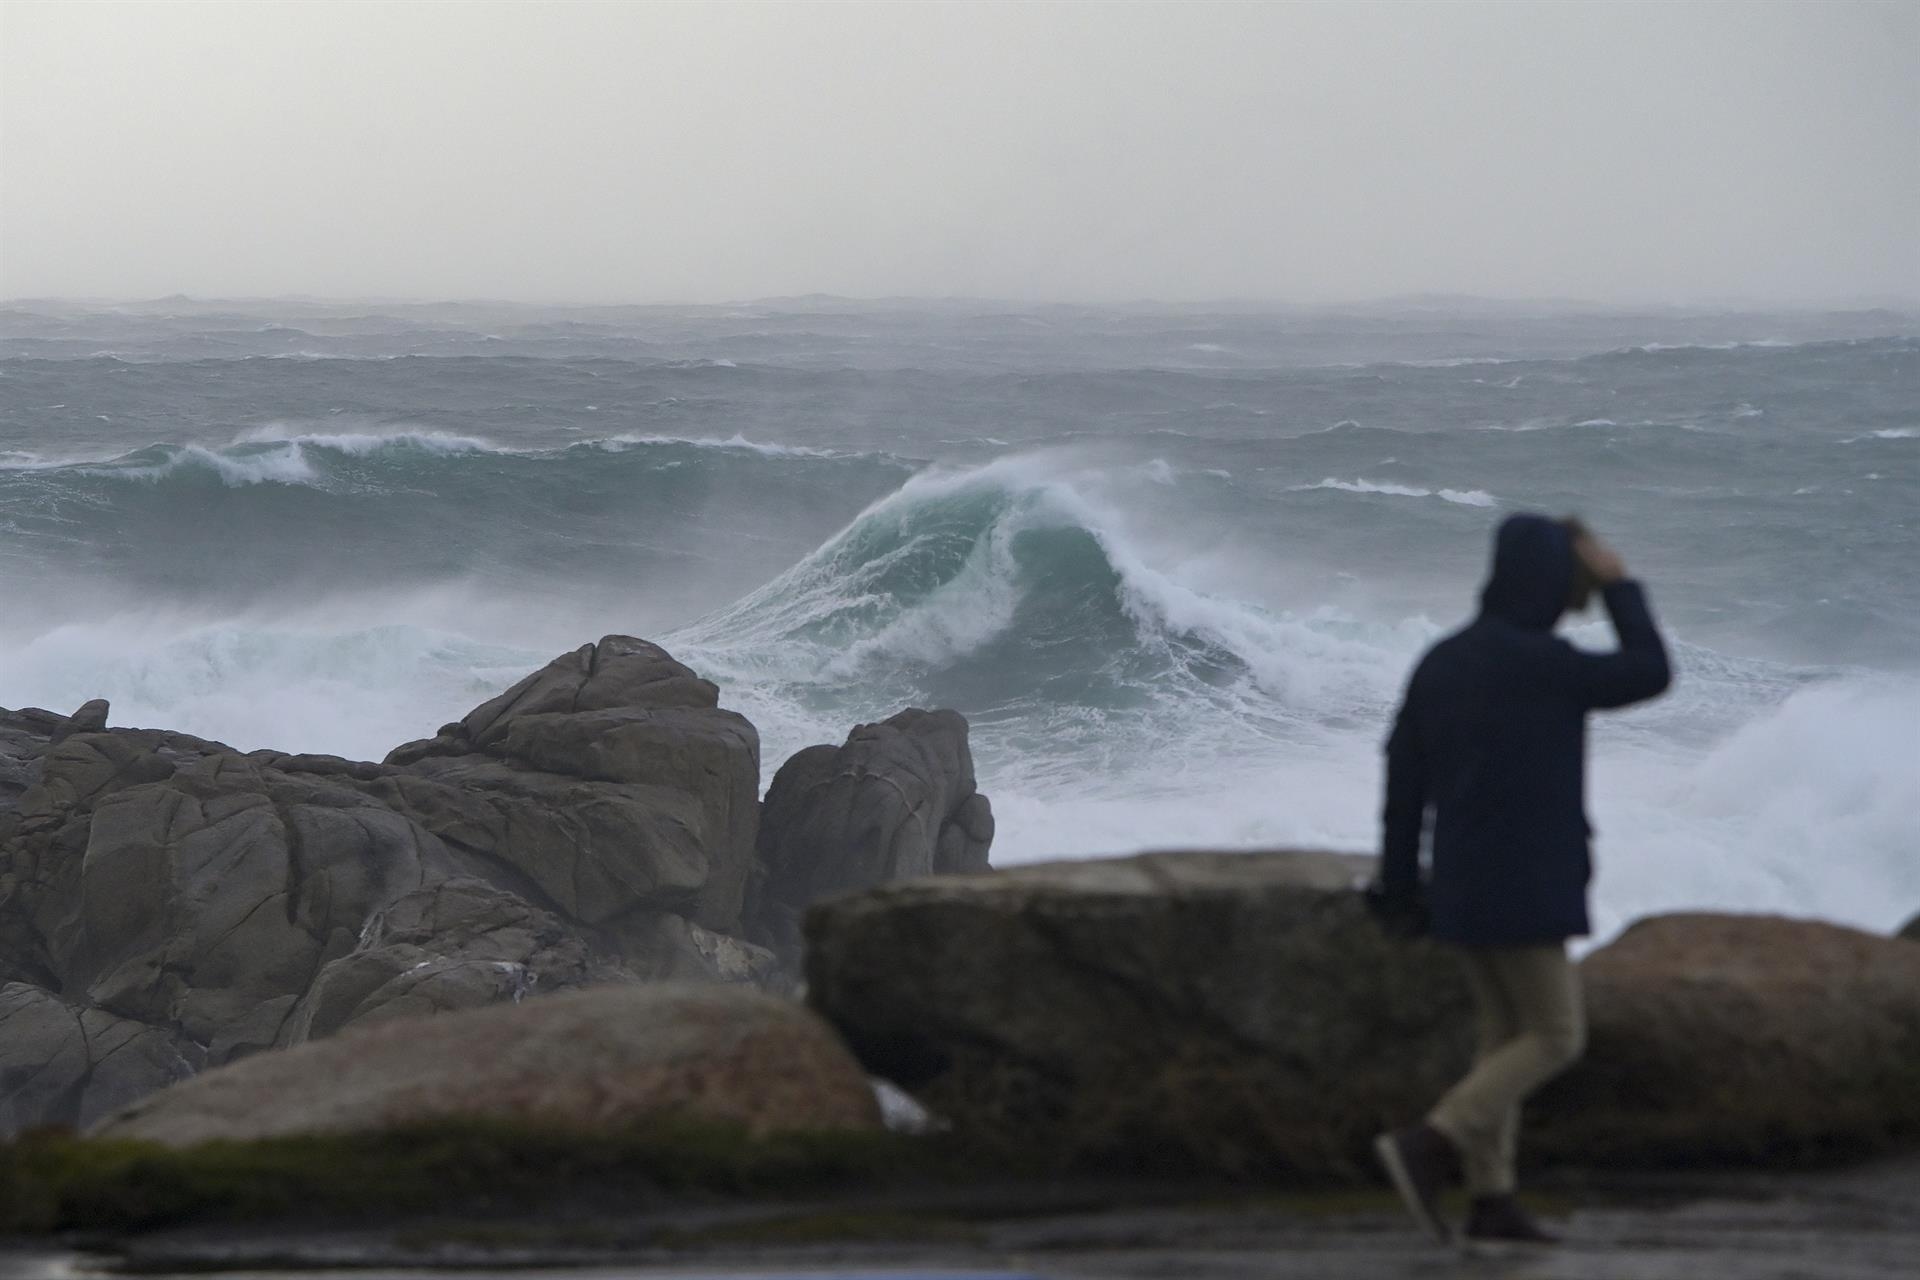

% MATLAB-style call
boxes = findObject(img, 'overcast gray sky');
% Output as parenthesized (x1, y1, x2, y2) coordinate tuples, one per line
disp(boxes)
(2, 0, 1914, 305)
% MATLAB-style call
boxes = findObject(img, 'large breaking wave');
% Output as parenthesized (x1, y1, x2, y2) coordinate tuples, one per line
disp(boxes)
(671, 457, 1427, 733)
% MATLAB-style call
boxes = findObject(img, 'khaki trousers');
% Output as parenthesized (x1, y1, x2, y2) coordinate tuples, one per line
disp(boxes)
(1426, 944, 1586, 1196)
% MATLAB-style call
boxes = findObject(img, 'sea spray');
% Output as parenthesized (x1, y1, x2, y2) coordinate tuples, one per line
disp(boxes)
(2, 309, 1914, 942)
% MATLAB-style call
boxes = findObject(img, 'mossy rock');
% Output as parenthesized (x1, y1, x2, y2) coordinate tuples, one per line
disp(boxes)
(0, 1116, 955, 1236)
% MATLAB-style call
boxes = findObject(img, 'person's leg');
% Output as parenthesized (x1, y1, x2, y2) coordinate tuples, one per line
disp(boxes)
(1376, 946, 1523, 1242)
(1428, 944, 1584, 1196)
(1454, 950, 1522, 1196)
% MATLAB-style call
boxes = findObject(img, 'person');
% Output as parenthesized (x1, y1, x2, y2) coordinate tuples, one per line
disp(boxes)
(1370, 513, 1671, 1247)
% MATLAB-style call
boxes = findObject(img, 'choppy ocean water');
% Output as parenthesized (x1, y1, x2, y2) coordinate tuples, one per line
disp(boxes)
(1, 299, 1914, 940)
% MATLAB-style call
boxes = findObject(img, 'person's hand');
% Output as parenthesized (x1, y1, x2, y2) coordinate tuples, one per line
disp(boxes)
(1362, 880, 1431, 939)
(1573, 532, 1627, 585)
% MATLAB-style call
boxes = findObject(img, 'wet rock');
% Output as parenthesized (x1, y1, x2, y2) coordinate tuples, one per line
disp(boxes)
(0, 708, 62, 984)
(49, 698, 110, 746)
(1532, 913, 1920, 1166)
(283, 877, 615, 1043)
(0, 635, 951, 1135)
(386, 635, 721, 765)
(0, 982, 201, 1133)
(92, 983, 881, 1147)
(373, 761, 733, 927)
(806, 849, 1471, 1177)
(808, 853, 1920, 1177)
(381, 636, 760, 931)
(0, 644, 766, 1091)
(32, 752, 456, 1065)
(0, 707, 61, 816)
(12, 725, 232, 837)
(752, 708, 993, 959)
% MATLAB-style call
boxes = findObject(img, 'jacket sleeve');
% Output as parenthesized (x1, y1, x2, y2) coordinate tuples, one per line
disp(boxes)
(1567, 580, 1672, 710)
(1379, 673, 1429, 895)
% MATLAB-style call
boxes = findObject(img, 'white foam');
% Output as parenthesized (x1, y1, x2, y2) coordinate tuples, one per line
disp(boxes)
(827, 517, 1024, 674)
(1624, 339, 1794, 354)
(6, 426, 874, 478)
(987, 654, 1920, 946)
(6, 441, 1909, 949)
(592, 432, 847, 459)
(87, 442, 320, 487)
(1589, 676, 1920, 938)
(0, 613, 541, 760)
(234, 421, 500, 456)
(1397, 356, 1521, 368)
(1304, 478, 1431, 498)
(1299, 478, 1496, 506)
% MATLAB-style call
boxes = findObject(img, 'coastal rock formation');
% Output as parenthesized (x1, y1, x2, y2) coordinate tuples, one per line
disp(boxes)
(283, 877, 607, 1044)
(806, 851, 1920, 1177)
(751, 708, 994, 959)
(806, 850, 1472, 1177)
(382, 636, 761, 932)
(49, 698, 110, 745)
(1533, 913, 1920, 1165)
(0, 982, 200, 1133)
(0, 638, 989, 1136)
(0, 707, 59, 818)
(1898, 913, 1919, 941)
(92, 983, 881, 1147)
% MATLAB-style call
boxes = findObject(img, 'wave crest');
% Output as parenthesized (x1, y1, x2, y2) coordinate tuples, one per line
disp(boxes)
(673, 458, 1428, 724)
(1297, 477, 1497, 507)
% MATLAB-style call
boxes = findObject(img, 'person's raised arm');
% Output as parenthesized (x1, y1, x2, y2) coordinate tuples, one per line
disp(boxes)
(1566, 532, 1671, 709)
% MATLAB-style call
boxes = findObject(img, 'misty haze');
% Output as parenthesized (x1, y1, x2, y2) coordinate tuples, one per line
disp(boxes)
(1, 2, 1917, 1274)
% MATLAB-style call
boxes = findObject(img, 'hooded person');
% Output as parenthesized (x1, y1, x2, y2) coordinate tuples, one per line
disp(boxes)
(1371, 513, 1671, 1248)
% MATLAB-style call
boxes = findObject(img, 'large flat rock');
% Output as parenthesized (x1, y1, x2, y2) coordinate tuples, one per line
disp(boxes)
(92, 983, 882, 1147)
(1534, 912, 1920, 1165)
(806, 849, 1474, 1178)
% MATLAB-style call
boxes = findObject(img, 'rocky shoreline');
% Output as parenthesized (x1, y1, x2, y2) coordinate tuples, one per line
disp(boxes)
(0, 634, 990, 1135)
(2, 633, 1918, 1270)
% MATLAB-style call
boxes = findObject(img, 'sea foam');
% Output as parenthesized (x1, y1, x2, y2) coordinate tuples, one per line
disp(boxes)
(1300, 478, 1497, 507)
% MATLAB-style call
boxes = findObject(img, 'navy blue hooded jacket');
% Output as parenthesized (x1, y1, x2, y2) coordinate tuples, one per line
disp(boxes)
(1379, 514, 1671, 946)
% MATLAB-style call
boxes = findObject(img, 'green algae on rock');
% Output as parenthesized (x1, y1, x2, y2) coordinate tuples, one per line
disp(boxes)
(0, 1114, 949, 1235)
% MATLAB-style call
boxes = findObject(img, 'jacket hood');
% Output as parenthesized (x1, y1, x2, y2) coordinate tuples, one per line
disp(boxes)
(1479, 513, 1574, 630)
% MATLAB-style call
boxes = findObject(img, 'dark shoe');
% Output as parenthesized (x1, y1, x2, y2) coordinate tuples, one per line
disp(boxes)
(1464, 1194, 1559, 1247)
(1373, 1123, 1458, 1244)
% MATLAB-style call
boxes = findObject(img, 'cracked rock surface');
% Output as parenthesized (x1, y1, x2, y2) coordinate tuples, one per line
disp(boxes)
(749, 707, 994, 963)
(0, 635, 992, 1136)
